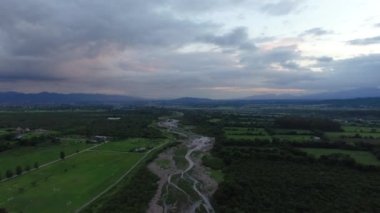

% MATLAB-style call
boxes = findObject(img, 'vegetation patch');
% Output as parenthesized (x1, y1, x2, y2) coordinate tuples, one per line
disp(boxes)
(156, 159, 171, 169)
(83, 167, 159, 213)
(301, 148, 380, 165)
(214, 157, 380, 212)
(0, 151, 143, 212)
(0, 138, 91, 179)
(93, 138, 163, 153)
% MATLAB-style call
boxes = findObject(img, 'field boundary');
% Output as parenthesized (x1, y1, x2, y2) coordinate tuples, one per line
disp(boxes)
(75, 141, 170, 213)
(0, 143, 103, 183)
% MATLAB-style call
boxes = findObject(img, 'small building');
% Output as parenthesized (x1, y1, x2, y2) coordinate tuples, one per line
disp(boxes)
(133, 147, 147, 152)
(88, 136, 109, 143)
(107, 117, 121, 121)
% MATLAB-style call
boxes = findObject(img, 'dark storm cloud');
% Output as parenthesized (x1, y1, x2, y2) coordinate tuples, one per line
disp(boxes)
(0, 56, 64, 82)
(295, 54, 380, 90)
(242, 45, 300, 70)
(0, 0, 377, 98)
(300, 28, 332, 37)
(0, 0, 215, 57)
(236, 45, 319, 87)
(348, 35, 380, 45)
(0, 0, 217, 82)
(260, 0, 304, 16)
(331, 54, 380, 84)
(199, 27, 256, 50)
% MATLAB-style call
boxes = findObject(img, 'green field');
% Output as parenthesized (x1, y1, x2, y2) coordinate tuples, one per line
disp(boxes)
(342, 126, 380, 133)
(273, 134, 314, 142)
(156, 159, 171, 169)
(272, 129, 312, 135)
(326, 132, 380, 139)
(208, 118, 221, 123)
(225, 135, 272, 141)
(209, 169, 224, 183)
(301, 148, 380, 165)
(0, 128, 10, 137)
(325, 125, 380, 140)
(0, 138, 91, 177)
(93, 138, 163, 152)
(224, 127, 271, 141)
(0, 150, 143, 212)
(224, 127, 267, 135)
(0, 137, 166, 212)
(224, 127, 314, 142)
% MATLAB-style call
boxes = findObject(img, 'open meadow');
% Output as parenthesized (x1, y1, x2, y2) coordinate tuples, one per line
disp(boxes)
(0, 138, 91, 178)
(0, 137, 166, 212)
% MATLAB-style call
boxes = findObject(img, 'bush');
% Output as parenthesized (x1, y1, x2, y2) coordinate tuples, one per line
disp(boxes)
(202, 155, 224, 170)
(60, 151, 65, 160)
(15, 166, 23, 176)
(5, 169, 13, 178)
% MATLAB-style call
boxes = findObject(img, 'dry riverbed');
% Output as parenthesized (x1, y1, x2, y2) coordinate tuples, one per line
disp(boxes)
(147, 120, 217, 213)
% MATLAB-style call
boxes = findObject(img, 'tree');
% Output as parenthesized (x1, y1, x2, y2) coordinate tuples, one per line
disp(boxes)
(25, 165, 31, 171)
(15, 166, 23, 176)
(60, 151, 65, 160)
(5, 169, 13, 178)
(34, 162, 39, 169)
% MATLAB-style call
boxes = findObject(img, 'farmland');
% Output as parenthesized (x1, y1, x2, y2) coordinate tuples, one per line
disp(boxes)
(181, 108, 380, 212)
(93, 138, 163, 152)
(0, 138, 91, 177)
(0, 108, 171, 212)
(1, 105, 380, 212)
(301, 148, 380, 165)
(0, 137, 169, 212)
(0, 149, 143, 212)
(224, 127, 315, 143)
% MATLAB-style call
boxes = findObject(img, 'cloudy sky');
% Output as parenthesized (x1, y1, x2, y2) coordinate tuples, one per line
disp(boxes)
(0, 0, 380, 98)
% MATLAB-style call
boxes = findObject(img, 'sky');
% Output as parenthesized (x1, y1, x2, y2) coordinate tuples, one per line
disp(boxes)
(0, 0, 380, 99)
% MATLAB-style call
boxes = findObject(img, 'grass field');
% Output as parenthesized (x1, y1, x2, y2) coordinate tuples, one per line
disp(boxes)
(325, 125, 380, 140)
(0, 128, 10, 137)
(0, 149, 143, 212)
(209, 169, 224, 183)
(0, 137, 165, 212)
(173, 146, 188, 170)
(208, 118, 221, 123)
(342, 126, 380, 133)
(0, 138, 91, 177)
(224, 127, 316, 142)
(272, 129, 312, 135)
(224, 127, 271, 141)
(225, 135, 272, 141)
(301, 148, 380, 166)
(156, 159, 171, 169)
(224, 127, 267, 135)
(326, 132, 380, 139)
(273, 135, 314, 142)
(93, 138, 163, 152)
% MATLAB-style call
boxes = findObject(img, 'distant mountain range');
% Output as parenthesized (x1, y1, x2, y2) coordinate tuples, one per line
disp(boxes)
(0, 87, 379, 106)
(245, 87, 380, 100)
